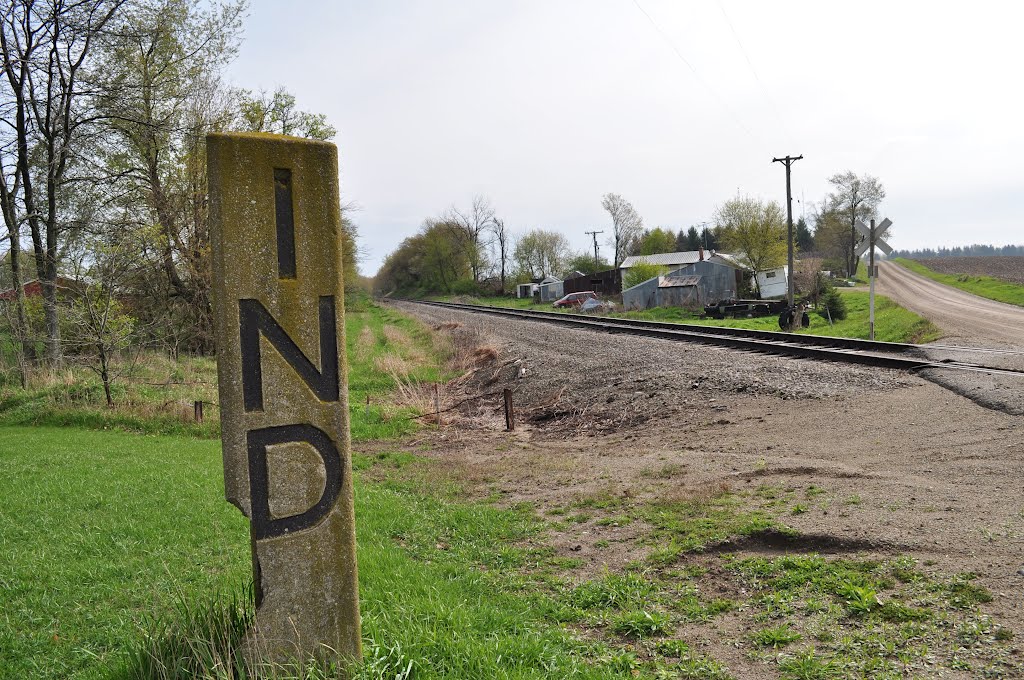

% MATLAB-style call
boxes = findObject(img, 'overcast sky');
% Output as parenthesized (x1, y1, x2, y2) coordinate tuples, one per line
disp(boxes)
(228, 1, 1024, 274)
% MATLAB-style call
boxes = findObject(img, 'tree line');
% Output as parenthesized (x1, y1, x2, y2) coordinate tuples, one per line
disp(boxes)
(375, 171, 885, 297)
(0, 0, 358, 395)
(891, 244, 1024, 259)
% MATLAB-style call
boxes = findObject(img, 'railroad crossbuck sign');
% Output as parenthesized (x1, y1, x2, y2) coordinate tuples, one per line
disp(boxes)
(855, 217, 893, 340)
(855, 218, 893, 260)
(207, 133, 361, 662)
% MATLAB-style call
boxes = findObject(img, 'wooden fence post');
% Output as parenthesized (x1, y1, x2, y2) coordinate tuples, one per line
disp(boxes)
(503, 388, 514, 431)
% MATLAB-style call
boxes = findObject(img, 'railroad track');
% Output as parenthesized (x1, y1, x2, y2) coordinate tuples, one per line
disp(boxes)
(401, 299, 1024, 378)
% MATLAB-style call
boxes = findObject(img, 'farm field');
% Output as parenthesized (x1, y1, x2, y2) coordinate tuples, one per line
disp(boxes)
(896, 257, 1024, 307)
(912, 256, 1024, 285)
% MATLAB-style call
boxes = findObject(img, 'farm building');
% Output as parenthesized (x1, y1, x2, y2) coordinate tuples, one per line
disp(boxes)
(0, 277, 81, 302)
(562, 268, 622, 297)
(621, 259, 740, 311)
(538, 275, 564, 302)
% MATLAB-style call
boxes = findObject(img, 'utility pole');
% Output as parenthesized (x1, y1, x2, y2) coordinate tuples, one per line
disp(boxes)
(772, 154, 803, 307)
(585, 230, 603, 271)
(698, 221, 710, 250)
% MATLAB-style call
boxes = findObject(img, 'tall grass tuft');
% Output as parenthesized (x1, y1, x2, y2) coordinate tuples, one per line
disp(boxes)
(115, 586, 254, 680)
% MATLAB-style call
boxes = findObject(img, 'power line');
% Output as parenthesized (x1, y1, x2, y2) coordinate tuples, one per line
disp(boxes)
(715, 0, 797, 149)
(629, 0, 759, 143)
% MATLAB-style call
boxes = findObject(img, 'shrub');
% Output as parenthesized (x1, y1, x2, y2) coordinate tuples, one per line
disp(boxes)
(815, 274, 847, 321)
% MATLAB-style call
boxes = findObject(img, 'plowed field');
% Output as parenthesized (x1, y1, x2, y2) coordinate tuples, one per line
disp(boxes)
(914, 255, 1024, 284)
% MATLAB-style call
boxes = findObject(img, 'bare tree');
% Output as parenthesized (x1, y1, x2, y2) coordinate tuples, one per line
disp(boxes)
(1, 0, 126, 365)
(826, 172, 885, 277)
(490, 217, 509, 293)
(448, 194, 495, 283)
(0, 130, 33, 384)
(601, 193, 643, 268)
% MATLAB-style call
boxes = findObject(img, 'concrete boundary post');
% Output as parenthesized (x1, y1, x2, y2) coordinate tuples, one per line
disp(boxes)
(207, 132, 360, 663)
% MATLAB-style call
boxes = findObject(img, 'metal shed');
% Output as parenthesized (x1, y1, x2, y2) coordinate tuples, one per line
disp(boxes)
(621, 260, 739, 311)
(538, 276, 564, 302)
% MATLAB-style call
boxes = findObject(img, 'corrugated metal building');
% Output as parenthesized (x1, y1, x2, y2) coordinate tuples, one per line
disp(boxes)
(621, 260, 740, 311)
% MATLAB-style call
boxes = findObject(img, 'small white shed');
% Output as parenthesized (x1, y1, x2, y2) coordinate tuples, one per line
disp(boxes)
(755, 266, 788, 299)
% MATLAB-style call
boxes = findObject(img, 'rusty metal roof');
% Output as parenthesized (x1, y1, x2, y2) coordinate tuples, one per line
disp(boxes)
(658, 275, 702, 287)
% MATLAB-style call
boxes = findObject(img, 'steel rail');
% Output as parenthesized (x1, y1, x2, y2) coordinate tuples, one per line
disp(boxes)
(401, 300, 1024, 378)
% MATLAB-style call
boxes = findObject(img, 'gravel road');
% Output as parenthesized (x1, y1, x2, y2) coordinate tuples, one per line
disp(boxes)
(875, 260, 1024, 414)
(876, 260, 1024, 346)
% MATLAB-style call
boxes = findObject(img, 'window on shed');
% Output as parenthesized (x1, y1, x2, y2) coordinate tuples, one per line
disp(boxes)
(765, 271, 777, 278)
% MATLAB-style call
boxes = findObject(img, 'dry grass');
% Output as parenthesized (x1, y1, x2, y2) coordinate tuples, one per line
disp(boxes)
(659, 481, 733, 506)
(373, 353, 411, 379)
(354, 325, 376, 362)
(381, 324, 412, 347)
(471, 345, 499, 364)
(388, 373, 453, 426)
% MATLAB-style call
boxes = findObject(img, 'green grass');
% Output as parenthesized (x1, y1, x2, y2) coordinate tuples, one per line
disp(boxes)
(895, 258, 1024, 307)
(4, 426, 1020, 679)
(0, 300, 449, 441)
(0, 427, 633, 679)
(344, 301, 453, 441)
(438, 291, 941, 344)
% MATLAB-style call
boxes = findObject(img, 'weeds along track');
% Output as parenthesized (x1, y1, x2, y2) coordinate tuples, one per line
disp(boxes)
(401, 300, 1024, 379)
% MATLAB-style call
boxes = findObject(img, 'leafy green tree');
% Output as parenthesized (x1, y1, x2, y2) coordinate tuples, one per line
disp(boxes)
(564, 252, 611, 276)
(238, 87, 336, 140)
(715, 196, 787, 296)
(95, 0, 246, 353)
(513, 229, 569, 279)
(65, 235, 141, 407)
(1, 0, 125, 365)
(631, 227, 677, 256)
(813, 206, 853, 275)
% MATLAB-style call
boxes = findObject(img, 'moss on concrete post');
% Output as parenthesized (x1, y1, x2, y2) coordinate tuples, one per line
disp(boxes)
(207, 132, 360, 663)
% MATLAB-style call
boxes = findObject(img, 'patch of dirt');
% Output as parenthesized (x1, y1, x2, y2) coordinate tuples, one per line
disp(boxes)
(706, 528, 905, 554)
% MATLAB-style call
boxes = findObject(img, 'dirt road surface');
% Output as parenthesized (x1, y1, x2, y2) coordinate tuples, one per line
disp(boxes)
(876, 260, 1024, 346)
(389, 301, 1024, 677)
